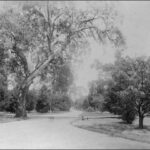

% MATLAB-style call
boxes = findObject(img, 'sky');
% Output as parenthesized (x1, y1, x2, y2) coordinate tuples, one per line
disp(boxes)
(1, 1, 150, 97)
(70, 1, 150, 96)
(118, 1, 150, 57)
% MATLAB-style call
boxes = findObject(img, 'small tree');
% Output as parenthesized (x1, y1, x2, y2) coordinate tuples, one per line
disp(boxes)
(130, 57, 150, 129)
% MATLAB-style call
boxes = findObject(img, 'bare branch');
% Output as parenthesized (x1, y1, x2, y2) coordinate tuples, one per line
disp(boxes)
(53, 13, 64, 24)
(79, 16, 98, 25)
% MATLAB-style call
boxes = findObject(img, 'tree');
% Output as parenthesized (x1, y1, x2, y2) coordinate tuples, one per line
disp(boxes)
(128, 57, 150, 128)
(0, 2, 124, 118)
(103, 54, 150, 128)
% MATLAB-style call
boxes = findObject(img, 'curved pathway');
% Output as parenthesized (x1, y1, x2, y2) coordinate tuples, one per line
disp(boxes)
(0, 109, 149, 149)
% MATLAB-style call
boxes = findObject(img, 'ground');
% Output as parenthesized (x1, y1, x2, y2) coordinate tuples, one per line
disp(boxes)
(73, 111, 150, 145)
(0, 109, 149, 149)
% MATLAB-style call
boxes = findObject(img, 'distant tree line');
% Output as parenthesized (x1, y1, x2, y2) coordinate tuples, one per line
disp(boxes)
(0, 49, 73, 113)
(0, 83, 73, 114)
(77, 52, 150, 129)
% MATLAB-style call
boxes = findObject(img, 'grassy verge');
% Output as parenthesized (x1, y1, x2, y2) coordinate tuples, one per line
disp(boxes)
(0, 112, 22, 123)
(72, 111, 150, 144)
(0, 110, 70, 123)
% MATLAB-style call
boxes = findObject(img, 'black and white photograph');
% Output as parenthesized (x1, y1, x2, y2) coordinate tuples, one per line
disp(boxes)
(0, 0, 150, 149)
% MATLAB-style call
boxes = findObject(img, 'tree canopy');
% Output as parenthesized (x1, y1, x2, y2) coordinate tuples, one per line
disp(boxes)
(0, 2, 125, 117)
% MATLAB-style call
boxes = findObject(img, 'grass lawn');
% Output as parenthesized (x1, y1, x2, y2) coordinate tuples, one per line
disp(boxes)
(0, 112, 21, 123)
(73, 111, 150, 144)
(0, 110, 69, 123)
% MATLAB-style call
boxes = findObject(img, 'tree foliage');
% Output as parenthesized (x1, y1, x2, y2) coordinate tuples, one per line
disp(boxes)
(103, 53, 150, 127)
(35, 85, 50, 113)
(35, 85, 72, 113)
(0, 2, 125, 117)
(82, 80, 105, 111)
(51, 63, 73, 93)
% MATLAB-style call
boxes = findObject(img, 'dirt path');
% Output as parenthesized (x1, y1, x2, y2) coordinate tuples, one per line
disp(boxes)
(0, 109, 149, 149)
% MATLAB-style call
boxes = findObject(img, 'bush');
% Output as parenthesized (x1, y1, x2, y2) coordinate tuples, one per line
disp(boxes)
(0, 87, 8, 111)
(74, 100, 84, 110)
(26, 98, 34, 112)
(36, 99, 50, 113)
(35, 85, 72, 113)
(26, 91, 36, 112)
(4, 91, 19, 113)
(120, 91, 137, 124)
(52, 107, 60, 112)
(86, 106, 95, 112)
(4, 90, 37, 113)
(5, 97, 19, 113)
(82, 99, 89, 110)
(121, 110, 136, 124)
(103, 91, 123, 115)
(59, 95, 71, 111)
(104, 88, 137, 124)
(50, 94, 71, 111)
(35, 85, 50, 113)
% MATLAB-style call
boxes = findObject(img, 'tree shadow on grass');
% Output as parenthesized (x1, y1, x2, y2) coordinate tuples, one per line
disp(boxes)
(75, 123, 150, 144)
(134, 125, 150, 132)
(83, 116, 121, 120)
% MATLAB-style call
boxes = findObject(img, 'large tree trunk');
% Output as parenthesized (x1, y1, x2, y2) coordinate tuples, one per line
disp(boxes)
(15, 85, 29, 118)
(14, 56, 53, 118)
(139, 114, 144, 129)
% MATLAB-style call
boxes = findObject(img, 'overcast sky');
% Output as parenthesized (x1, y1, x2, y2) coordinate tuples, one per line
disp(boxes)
(71, 1, 150, 93)
(1, 1, 150, 96)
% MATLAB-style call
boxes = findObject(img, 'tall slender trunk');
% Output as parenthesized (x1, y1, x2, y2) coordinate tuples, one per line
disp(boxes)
(139, 114, 144, 129)
(15, 85, 29, 118)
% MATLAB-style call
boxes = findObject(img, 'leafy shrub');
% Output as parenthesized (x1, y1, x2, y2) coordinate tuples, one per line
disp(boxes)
(104, 88, 137, 124)
(4, 90, 19, 113)
(120, 90, 137, 124)
(26, 91, 36, 112)
(82, 94, 104, 112)
(52, 107, 60, 112)
(35, 85, 72, 113)
(26, 98, 35, 112)
(86, 106, 94, 112)
(36, 99, 50, 113)
(74, 100, 84, 110)
(0, 87, 8, 111)
(5, 98, 19, 113)
(35, 85, 50, 113)
(82, 99, 89, 110)
(103, 91, 123, 115)
(121, 110, 136, 124)
(4, 90, 37, 113)
(50, 94, 71, 111)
